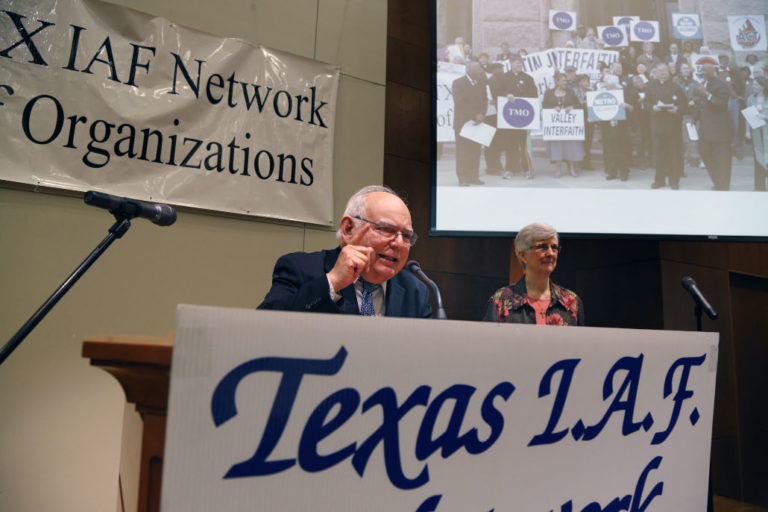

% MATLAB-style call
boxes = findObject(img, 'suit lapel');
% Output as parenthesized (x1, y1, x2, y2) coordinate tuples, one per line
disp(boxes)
(339, 285, 359, 315)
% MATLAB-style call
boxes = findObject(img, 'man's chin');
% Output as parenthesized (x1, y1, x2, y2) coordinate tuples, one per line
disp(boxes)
(362, 266, 398, 284)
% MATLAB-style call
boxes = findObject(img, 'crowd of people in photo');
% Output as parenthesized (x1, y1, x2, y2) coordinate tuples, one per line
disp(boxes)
(441, 26, 768, 192)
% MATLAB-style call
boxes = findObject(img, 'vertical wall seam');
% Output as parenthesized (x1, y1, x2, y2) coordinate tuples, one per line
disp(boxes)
(305, 0, 322, 250)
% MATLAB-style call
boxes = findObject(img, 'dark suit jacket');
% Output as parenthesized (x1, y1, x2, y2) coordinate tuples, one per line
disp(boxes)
(494, 70, 537, 99)
(637, 54, 662, 70)
(664, 54, 686, 75)
(258, 247, 432, 318)
(452, 75, 488, 135)
(645, 79, 686, 135)
(697, 76, 732, 141)
(542, 88, 580, 109)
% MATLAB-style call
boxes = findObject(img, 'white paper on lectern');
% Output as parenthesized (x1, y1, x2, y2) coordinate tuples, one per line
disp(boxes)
(162, 305, 718, 512)
(459, 121, 496, 147)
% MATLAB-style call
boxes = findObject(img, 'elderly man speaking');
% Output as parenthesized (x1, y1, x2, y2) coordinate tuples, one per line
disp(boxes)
(258, 185, 432, 318)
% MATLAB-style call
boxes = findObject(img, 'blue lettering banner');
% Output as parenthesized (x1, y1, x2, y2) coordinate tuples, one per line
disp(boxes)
(162, 305, 718, 511)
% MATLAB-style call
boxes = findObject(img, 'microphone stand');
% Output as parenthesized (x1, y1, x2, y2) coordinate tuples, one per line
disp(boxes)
(0, 213, 133, 366)
(694, 303, 703, 333)
(430, 281, 448, 320)
(406, 261, 447, 319)
(685, 288, 714, 512)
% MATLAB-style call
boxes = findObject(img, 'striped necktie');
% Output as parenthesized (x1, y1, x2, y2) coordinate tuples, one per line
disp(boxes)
(359, 279, 380, 316)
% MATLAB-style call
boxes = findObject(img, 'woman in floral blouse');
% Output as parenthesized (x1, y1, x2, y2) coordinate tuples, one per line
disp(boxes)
(482, 222, 584, 326)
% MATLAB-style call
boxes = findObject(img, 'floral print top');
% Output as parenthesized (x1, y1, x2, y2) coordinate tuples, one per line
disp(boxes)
(482, 277, 585, 326)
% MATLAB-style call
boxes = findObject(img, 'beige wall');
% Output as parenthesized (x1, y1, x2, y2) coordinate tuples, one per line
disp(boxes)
(0, 0, 387, 510)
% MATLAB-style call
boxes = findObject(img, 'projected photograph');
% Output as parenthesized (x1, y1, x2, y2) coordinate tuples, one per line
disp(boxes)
(433, 1, 767, 238)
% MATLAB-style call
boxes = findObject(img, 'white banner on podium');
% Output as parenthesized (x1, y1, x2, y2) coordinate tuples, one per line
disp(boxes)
(163, 305, 718, 512)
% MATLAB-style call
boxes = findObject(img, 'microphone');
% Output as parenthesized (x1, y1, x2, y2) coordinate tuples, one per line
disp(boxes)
(407, 260, 447, 319)
(681, 276, 718, 320)
(84, 191, 177, 226)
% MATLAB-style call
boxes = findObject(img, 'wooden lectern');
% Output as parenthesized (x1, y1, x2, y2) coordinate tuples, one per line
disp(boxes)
(82, 334, 173, 512)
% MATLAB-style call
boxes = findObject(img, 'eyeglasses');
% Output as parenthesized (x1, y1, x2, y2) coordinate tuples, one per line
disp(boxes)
(529, 243, 561, 254)
(354, 216, 418, 247)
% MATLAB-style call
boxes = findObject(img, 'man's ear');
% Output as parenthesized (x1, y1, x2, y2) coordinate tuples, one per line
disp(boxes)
(339, 216, 356, 244)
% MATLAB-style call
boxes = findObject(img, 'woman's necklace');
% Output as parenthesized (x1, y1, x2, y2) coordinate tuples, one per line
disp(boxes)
(529, 294, 550, 317)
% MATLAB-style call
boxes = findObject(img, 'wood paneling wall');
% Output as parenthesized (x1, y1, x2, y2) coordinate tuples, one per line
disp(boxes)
(385, 0, 768, 506)
(659, 242, 768, 505)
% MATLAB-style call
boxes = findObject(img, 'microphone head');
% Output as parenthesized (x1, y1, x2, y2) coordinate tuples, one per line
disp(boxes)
(406, 260, 421, 273)
(154, 204, 177, 226)
(681, 276, 696, 291)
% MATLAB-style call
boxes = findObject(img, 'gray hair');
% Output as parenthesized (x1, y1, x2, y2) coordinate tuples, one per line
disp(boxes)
(336, 185, 399, 243)
(514, 222, 559, 268)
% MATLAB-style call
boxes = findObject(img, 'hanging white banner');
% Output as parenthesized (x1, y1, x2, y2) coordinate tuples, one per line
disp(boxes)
(523, 48, 618, 91)
(163, 305, 718, 512)
(0, 0, 339, 225)
(436, 63, 464, 143)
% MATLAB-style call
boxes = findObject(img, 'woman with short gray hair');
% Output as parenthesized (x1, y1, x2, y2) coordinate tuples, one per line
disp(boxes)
(483, 222, 584, 326)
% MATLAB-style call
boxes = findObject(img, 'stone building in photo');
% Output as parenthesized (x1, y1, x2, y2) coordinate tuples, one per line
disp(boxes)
(436, 0, 766, 62)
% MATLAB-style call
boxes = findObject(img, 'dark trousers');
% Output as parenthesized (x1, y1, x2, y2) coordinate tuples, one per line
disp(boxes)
(455, 134, 481, 184)
(652, 130, 682, 186)
(602, 122, 631, 178)
(699, 139, 732, 190)
(485, 129, 529, 173)
(583, 121, 595, 164)
(632, 116, 651, 166)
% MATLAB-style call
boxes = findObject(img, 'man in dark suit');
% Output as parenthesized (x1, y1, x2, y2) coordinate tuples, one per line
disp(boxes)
(452, 62, 489, 186)
(696, 63, 733, 190)
(259, 185, 432, 318)
(645, 63, 687, 189)
(664, 43, 686, 76)
(486, 54, 537, 179)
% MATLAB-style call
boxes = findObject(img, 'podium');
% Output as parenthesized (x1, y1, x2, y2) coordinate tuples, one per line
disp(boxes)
(82, 334, 173, 512)
(82, 307, 719, 512)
